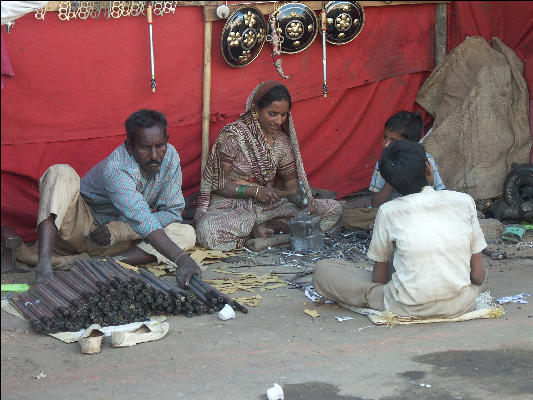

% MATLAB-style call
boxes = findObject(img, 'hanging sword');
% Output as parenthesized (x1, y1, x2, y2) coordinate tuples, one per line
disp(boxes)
(321, 3, 327, 98)
(147, 2, 156, 92)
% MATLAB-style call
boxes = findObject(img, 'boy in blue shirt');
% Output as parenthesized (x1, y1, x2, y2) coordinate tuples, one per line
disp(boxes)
(342, 111, 445, 230)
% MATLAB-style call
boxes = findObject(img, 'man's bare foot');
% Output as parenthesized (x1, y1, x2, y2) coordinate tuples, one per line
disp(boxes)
(252, 223, 275, 239)
(35, 260, 53, 283)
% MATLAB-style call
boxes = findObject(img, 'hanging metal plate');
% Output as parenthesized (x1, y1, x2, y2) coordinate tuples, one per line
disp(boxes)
(325, 1, 365, 45)
(221, 6, 267, 68)
(270, 2, 318, 54)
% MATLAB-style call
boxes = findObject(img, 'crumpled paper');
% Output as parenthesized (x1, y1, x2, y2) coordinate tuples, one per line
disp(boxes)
(496, 293, 530, 304)
(304, 286, 333, 304)
(334, 316, 354, 322)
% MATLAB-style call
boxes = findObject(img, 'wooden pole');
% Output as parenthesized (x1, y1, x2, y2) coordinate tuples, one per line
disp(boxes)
(201, 19, 212, 173)
(434, 3, 447, 67)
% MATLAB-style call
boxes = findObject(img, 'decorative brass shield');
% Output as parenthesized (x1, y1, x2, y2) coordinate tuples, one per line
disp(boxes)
(270, 2, 318, 54)
(325, 1, 365, 45)
(221, 6, 267, 68)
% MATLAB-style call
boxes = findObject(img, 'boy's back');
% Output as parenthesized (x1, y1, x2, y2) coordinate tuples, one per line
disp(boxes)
(368, 187, 487, 317)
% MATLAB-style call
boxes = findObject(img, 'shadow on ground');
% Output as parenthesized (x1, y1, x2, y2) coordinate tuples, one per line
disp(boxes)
(413, 348, 533, 397)
(260, 348, 533, 400)
(384, 348, 533, 400)
(260, 382, 368, 400)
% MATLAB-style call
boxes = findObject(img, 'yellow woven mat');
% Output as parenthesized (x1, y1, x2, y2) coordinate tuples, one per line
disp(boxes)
(345, 305, 505, 326)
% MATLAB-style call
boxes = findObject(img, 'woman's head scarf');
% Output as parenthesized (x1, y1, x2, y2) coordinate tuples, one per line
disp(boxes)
(246, 81, 312, 194)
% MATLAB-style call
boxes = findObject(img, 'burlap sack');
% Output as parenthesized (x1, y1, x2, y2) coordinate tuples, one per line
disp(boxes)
(416, 37, 531, 200)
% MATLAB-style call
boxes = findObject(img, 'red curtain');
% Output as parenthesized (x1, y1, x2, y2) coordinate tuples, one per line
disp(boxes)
(2, 2, 531, 241)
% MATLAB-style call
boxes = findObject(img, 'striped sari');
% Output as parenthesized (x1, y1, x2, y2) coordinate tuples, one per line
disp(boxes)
(195, 83, 341, 251)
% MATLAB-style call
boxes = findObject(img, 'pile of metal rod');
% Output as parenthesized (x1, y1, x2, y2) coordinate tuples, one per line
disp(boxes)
(11, 258, 247, 334)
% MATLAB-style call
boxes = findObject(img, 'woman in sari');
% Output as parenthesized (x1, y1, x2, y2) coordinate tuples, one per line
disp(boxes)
(195, 81, 342, 250)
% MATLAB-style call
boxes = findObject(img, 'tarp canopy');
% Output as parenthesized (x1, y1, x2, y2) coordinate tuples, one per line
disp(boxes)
(1, 1, 532, 241)
(1, 1, 49, 26)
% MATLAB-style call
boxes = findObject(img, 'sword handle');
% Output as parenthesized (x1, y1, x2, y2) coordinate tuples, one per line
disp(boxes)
(147, 2, 153, 23)
(321, 7, 327, 98)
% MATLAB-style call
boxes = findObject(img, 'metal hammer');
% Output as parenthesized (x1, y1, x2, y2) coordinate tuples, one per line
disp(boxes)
(296, 180, 309, 208)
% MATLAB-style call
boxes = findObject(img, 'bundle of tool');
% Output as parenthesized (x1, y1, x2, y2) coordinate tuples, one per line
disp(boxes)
(10, 259, 247, 334)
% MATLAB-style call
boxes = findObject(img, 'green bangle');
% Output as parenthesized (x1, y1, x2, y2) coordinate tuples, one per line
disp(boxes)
(236, 185, 248, 198)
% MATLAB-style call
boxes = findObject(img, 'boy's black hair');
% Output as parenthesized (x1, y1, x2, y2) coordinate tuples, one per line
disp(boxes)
(385, 111, 423, 141)
(379, 139, 429, 196)
(125, 109, 168, 143)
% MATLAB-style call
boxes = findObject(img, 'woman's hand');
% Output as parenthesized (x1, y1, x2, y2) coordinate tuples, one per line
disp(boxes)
(256, 186, 280, 205)
(308, 197, 318, 214)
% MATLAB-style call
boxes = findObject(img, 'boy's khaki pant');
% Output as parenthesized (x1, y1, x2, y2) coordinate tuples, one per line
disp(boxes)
(312, 258, 385, 310)
(341, 207, 378, 230)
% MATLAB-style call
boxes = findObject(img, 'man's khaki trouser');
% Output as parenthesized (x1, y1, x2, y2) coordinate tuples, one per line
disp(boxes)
(22, 164, 196, 267)
(312, 258, 385, 311)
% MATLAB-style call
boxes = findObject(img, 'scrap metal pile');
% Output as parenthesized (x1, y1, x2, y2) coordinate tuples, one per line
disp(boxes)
(238, 229, 372, 270)
(10, 258, 247, 334)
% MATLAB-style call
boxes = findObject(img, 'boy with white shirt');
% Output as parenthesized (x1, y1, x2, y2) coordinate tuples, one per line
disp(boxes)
(313, 140, 487, 318)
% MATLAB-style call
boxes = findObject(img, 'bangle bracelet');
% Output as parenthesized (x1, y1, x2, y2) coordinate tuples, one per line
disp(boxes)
(254, 186, 259, 200)
(236, 185, 248, 199)
(173, 252, 187, 264)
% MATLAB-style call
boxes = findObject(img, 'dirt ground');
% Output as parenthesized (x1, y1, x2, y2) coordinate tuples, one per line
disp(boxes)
(1, 202, 533, 399)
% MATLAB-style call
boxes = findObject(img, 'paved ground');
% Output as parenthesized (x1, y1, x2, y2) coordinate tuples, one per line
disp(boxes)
(1, 250, 532, 400)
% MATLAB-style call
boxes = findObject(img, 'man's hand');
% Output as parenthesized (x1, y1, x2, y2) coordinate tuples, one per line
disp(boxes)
(175, 253, 202, 288)
(89, 225, 111, 246)
(145, 229, 199, 287)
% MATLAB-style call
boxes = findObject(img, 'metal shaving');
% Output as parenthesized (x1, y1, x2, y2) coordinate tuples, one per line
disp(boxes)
(226, 229, 372, 271)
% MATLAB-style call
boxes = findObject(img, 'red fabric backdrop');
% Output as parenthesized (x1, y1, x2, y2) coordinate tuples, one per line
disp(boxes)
(1, 2, 532, 241)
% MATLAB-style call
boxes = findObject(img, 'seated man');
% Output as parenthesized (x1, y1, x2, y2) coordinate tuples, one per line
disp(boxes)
(342, 111, 445, 230)
(313, 140, 487, 318)
(24, 109, 200, 287)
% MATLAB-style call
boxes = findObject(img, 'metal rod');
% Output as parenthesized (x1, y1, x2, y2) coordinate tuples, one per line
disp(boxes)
(56, 271, 94, 299)
(70, 266, 101, 293)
